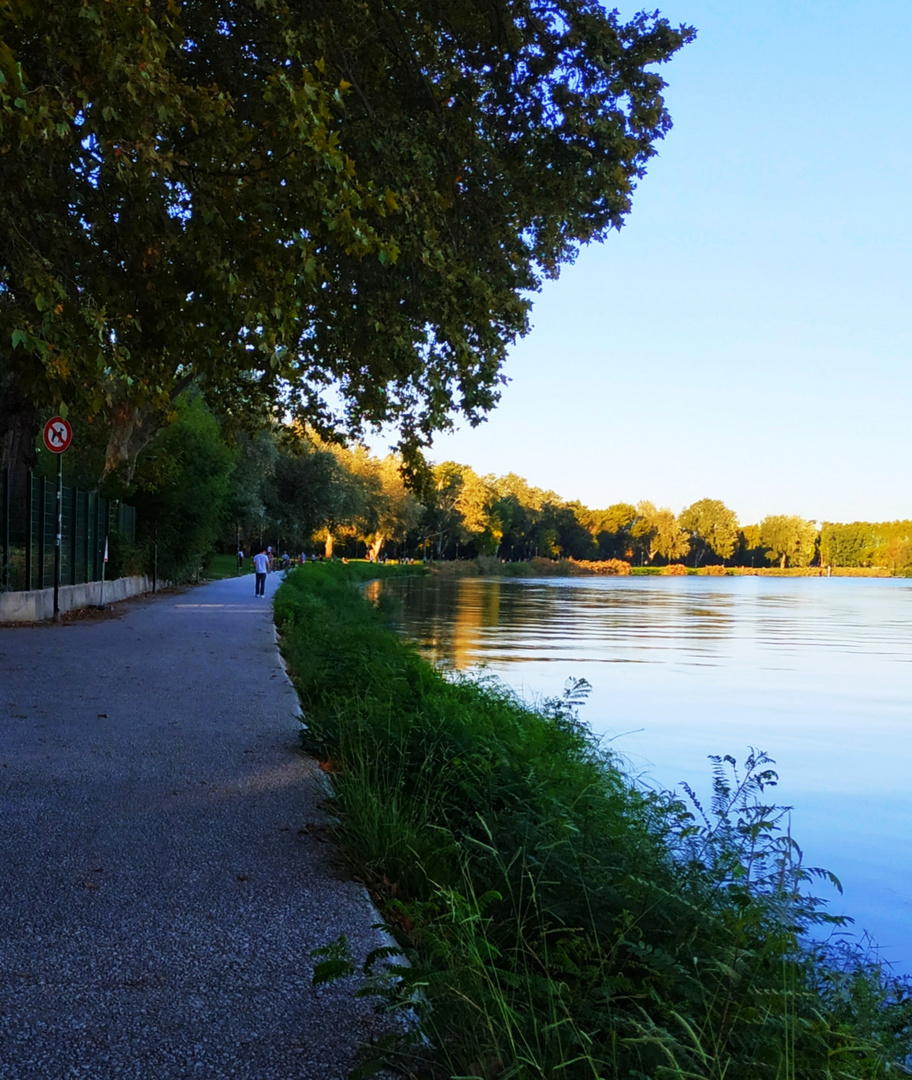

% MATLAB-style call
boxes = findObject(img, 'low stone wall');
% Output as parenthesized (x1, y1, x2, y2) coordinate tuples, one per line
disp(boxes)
(0, 575, 159, 624)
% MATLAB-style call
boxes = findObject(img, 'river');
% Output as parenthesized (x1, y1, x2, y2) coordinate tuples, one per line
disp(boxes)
(379, 573, 912, 975)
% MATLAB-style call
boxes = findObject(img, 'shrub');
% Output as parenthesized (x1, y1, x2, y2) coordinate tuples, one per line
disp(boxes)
(475, 554, 505, 575)
(661, 562, 688, 575)
(574, 557, 631, 575)
(106, 529, 146, 579)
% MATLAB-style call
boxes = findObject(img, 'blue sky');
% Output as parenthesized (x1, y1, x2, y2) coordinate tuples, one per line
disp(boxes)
(410, 0, 912, 525)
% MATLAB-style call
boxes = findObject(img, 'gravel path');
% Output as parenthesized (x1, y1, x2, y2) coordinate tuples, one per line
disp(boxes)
(0, 572, 391, 1079)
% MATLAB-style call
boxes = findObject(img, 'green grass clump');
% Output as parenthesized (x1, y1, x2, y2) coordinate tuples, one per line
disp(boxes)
(275, 563, 912, 1080)
(205, 553, 243, 579)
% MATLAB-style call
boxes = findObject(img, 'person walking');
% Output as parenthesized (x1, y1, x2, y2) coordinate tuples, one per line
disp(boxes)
(253, 547, 269, 597)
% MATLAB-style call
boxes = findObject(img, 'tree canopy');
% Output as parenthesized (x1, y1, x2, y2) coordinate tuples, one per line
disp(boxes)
(759, 514, 817, 569)
(679, 497, 739, 565)
(1, 0, 693, 473)
(632, 500, 690, 563)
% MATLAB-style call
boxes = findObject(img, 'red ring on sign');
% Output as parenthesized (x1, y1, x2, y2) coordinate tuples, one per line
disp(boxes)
(43, 416, 73, 454)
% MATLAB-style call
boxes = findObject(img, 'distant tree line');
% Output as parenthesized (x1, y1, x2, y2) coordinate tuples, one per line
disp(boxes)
(32, 396, 910, 580)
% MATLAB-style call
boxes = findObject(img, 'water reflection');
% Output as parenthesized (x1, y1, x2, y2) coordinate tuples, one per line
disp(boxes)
(383, 574, 912, 974)
(363, 580, 383, 606)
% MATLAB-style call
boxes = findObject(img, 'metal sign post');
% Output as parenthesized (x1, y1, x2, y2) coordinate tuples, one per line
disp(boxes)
(54, 452, 63, 620)
(43, 417, 73, 622)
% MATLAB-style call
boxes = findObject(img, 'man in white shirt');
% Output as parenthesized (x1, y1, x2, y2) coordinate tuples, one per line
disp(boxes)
(253, 547, 269, 597)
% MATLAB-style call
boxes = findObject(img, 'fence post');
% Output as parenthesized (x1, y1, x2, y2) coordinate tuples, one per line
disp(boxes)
(25, 472, 33, 589)
(82, 491, 90, 585)
(70, 484, 78, 586)
(94, 494, 101, 581)
(1, 468, 8, 590)
(37, 476, 46, 590)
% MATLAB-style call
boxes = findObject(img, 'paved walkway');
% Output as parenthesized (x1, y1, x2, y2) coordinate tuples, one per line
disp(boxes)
(0, 573, 389, 1080)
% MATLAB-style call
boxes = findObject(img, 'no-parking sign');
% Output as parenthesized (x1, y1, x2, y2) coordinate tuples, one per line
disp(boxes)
(43, 416, 73, 454)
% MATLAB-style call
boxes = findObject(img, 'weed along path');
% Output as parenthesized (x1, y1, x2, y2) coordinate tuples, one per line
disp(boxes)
(0, 572, 389, 1080)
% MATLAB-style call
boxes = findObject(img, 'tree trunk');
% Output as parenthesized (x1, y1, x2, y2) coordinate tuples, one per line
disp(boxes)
(101, 374, 194, 482)
(323, 530, 334, 559)
(367, 534, 384, 561)
(780, 552, 787, 570)
(0, 382, 40, 473)
(103, 400, 164, 483)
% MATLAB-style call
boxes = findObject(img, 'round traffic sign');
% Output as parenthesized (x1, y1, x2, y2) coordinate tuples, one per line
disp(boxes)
(43, 416, 73, 454)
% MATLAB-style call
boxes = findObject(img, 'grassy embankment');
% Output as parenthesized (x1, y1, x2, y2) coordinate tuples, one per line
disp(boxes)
(274, 562, 912, 1079)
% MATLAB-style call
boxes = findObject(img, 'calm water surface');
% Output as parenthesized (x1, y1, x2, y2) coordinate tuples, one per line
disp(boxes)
(381, 574, 912, 973)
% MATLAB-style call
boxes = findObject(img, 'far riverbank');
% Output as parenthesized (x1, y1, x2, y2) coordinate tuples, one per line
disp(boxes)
(428, 555, 900, 578)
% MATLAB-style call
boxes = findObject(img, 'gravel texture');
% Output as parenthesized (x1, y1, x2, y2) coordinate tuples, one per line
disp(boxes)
(0, 572, 394, 1079)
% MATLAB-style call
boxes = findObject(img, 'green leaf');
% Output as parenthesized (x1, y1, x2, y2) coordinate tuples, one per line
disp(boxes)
(312, 957, 356, 985)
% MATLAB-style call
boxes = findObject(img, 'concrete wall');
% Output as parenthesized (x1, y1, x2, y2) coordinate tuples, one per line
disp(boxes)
(0, 575, 159, 624)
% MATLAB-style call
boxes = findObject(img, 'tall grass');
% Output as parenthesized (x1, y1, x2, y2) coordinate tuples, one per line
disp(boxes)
(274, 563, 912, 1079)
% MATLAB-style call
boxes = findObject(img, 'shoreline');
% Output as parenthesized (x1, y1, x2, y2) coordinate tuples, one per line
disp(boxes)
(427, 555, 901, 579)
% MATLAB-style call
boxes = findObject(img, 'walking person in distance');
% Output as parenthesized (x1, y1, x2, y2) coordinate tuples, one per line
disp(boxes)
(253, 547, 269, 597)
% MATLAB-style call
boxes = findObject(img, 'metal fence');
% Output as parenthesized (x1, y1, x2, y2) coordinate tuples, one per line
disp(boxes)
(1, 468, 136, 592)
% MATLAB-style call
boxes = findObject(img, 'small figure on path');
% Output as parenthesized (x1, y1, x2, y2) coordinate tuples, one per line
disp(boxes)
(253, 547, 269, 596)
(237, 547, 244, 571)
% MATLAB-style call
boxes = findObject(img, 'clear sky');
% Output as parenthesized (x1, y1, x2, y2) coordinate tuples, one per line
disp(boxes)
(395, 0, 912, 526)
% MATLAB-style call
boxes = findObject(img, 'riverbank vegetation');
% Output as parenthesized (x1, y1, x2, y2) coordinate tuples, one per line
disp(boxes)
(275, 562, 912, 1080)
(16, 402, 911, 588)
(432, 558, 898, 580)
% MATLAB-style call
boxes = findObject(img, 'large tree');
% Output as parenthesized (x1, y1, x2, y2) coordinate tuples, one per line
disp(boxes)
(759, 515, 818, 570)
(130, 393, 237, 579)
(359, 456, 421, 562)
(1, 1, 395, 474)
(585, 502, 636, 560)
(679, 498, 739, 566)
(421, 461, 466, 559)
(638, 501, 690, 563)
(628, 500, 689, 564)
(1, 0, 693, 474)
